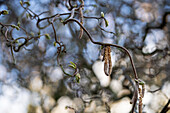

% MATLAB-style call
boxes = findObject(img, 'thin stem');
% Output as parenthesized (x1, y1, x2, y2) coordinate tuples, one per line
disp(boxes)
(51, 21, 60, 45)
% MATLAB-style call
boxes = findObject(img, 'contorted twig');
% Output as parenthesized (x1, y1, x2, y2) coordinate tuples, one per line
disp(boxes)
(1, 1, 143, 112)
(63, 18, 138, 79)
(63, 18, 139, 113)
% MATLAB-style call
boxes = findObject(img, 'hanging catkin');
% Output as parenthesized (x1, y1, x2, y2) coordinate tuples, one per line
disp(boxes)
(108, 46, 112, 76)
(78, 0, 84, 39)
(104, 46, 108, 76)
(103, 46, 112, 76)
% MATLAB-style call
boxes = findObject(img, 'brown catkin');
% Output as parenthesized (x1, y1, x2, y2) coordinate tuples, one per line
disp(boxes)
(139, 96, 143, 113)
(103, 46, 112, 76)
(142, 84, 145, 98)
(104, 46, 109, 76)
(108, 46, 112, 76)
(78, 0, 84, 39)
(138, 87, 143, 113)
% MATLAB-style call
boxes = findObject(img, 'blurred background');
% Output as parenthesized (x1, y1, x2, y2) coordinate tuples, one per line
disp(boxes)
(0, 0, 170, 113)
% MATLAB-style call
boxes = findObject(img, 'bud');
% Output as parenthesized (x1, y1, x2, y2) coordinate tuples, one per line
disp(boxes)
(24, 1, 30, 6)
(75, 73, 80, 83)
(11, 24, 20, 30)
(69, 61, 76, 69)
(1, 10, 8, 15)
(20, 1, 23, 6)
(15, 40, 19, 43)
(104, 19, 109, 27)
(11, 24, 16, 28)
(38, 31, 41, 35)
(17, 21, 21, 27)
(101, 12, 104, 18)
(15, 26, 20, 30)
(26, 13, 30, 19)
(45, 34, 51, 40)
(53, 42, 57, 47)
(30, 32, 34, 36)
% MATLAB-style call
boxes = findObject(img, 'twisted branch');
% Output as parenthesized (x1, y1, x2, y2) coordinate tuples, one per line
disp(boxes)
(63, 18, 139, 113)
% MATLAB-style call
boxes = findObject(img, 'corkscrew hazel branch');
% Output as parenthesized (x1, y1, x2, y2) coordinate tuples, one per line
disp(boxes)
(63, 18, 138, 79)
(1, 1, 144, 112)
(63, 18, 140, 113)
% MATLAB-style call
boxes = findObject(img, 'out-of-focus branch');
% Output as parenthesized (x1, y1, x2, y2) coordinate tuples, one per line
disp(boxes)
(160, 99, 170, 113)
